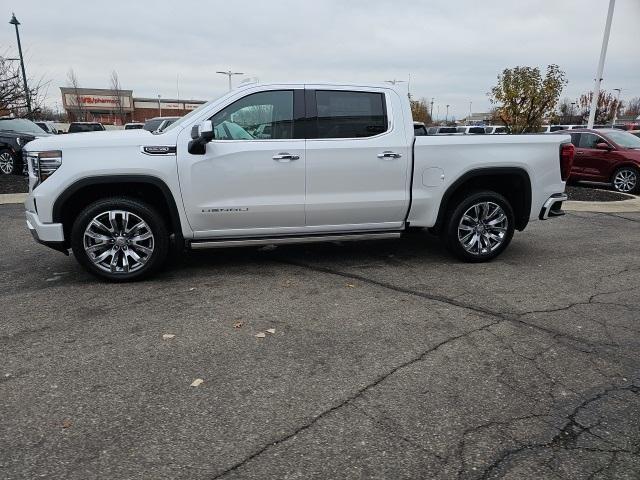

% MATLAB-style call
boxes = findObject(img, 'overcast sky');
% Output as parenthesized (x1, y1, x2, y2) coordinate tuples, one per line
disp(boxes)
(1, 0, 638, 120)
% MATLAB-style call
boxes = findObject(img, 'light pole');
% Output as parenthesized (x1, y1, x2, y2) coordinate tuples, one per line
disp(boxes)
(612, 88, 621, 126)
(158, 95, 162, 116)
(430, 98, 434, 121)
(9, 13, 31, 117)
(587, 0, 616, 129)
(217, 70, 244, 91)
(445, 104, 450, 124)
(468, 101, 472, 125)
(570, 102, 576, 123)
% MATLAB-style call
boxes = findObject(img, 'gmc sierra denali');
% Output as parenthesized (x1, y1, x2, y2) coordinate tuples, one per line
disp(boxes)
(24, 82, 574, 281)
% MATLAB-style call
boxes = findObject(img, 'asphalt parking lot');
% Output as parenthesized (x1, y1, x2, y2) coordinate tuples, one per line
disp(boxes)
(1, 203, 639, 479)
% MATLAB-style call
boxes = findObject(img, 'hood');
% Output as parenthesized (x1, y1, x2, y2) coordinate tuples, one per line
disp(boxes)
(0, 129, 50, 141)
(24, 128, 176, 152)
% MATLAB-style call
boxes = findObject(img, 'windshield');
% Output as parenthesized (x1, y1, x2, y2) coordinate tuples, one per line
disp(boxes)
(0, 118, 47, 135)
(159, 103, 211, 133)
(606, 130, 640, 149)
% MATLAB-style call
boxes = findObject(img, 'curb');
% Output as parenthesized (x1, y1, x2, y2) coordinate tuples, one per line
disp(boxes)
(564, 197, 640, 213)
(0, 193, 27, 205)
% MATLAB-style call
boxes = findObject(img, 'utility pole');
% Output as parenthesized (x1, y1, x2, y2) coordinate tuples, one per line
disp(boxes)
(9, 13, 31, 117)
(587, 0, 616, 129)
(217, 70, 244, 91)
(612, 88, 621, 126)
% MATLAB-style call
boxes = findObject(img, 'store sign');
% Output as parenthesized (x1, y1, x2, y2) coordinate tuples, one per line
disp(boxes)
(64, 93, 132, 110)
(185, 103, 203, 110)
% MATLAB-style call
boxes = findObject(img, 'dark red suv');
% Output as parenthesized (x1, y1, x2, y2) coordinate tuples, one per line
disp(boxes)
(555, 128, 640, 193)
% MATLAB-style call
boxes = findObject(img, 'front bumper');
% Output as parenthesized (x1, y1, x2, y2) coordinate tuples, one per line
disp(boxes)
(26, 210, 68, 254)
(539, 193, 568, 220)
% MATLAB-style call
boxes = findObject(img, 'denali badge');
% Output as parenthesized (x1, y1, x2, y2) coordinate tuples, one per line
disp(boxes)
(141, 146, 177, 155)
(202, 207, 249, 213)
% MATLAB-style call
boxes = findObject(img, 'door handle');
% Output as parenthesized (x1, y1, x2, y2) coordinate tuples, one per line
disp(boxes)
(272, 153, 300, 162)
(377, 151, 402, 159)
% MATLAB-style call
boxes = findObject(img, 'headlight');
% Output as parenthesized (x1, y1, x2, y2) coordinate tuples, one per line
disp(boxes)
(26, 150, 62, 188)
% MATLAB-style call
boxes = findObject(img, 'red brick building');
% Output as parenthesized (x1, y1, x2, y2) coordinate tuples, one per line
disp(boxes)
(60, 87, 205, 125)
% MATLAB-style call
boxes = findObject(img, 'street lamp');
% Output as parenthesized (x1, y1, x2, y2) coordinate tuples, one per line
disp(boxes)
(612, 88, 621, 126)
(9, 13, 31, 117)
(468, 101, 472, 125)
(430, 97, 434, 120)
(217, 70, 244, 91)
(158, 95, 162, 116)
(445, 104, 450, 123)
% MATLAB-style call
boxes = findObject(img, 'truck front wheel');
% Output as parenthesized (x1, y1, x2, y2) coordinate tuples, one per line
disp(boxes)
(71, 197, 169, 281)
(444, 190, 515, 263)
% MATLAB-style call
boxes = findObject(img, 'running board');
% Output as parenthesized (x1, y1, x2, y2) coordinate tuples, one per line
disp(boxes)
(189, 232, 402, 250)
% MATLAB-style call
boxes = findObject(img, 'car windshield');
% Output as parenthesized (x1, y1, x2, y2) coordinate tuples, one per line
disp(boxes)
(159, 103, 211, 133)
(0, 118, 46, 135)
(606, 130, 640, 149)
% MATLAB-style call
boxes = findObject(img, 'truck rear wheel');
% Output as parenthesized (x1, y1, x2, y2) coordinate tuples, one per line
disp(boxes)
(70, 197, 169, 281)
(443, 190, 515, 263)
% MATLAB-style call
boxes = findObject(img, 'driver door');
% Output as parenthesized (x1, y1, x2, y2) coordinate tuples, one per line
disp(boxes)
(177, 88, 306, 238)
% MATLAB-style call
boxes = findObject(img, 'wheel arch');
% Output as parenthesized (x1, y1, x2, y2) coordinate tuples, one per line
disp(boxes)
(432, 167, 532, 233)
(52, 175, 183, 245)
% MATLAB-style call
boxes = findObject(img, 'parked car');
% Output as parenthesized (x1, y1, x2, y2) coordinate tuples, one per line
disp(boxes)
(554, 128, 640, 193)
(124, 122, 145, 130)
(456, 126, 485, 135)
(427, 126, 459, 135)
(68, 122, 105, 133)
(485, 126, 508, 134)
(413, 121, 428, 136)
(24, 81, 572, 281)
(0, 117, 50, 175)
(143, 116, 180, 133)
(35, 121, 60, 135)
(630, 130, 640, 139)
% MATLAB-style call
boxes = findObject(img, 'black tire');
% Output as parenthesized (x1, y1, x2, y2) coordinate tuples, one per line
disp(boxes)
(0, 149, 16, 175)
(443, 190, 515, 263)
(71, 197, 169, 282)
(611, 166, 639, 194)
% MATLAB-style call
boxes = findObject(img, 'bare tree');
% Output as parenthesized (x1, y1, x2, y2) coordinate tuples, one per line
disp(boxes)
(66, 69, 86, 122)
(109, 70, 127, 125)
(0, 50, 48, 118)
(624, 97, 640, 117)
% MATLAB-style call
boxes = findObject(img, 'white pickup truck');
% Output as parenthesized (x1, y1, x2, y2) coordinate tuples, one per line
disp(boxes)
(24, 82, 574, 281)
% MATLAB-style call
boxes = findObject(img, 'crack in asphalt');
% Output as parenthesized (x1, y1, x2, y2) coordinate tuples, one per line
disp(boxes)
(208, 258, 639, 478)
(209, 318, 501, 479)
(476, 384, 640, 480)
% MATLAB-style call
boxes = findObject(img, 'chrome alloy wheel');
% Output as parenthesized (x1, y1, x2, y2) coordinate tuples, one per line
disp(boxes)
(457, 201, 508, 255)
(83, 210, 155, 274)
(613, 169, 637, 193)
(0, 151, 14, 174)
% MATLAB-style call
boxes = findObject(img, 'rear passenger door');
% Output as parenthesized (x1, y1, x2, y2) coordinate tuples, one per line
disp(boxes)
(304, 87, 411, 230)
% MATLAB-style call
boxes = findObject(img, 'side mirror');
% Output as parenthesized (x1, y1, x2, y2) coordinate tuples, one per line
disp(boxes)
(188, 120, 215, 155)
(595, 142, 611, 150)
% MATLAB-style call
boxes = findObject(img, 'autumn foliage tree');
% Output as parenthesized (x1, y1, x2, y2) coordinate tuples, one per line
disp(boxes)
(576, 90, 622, 124)
(488, 64, 567, 133)
(410, 96, 433, 125)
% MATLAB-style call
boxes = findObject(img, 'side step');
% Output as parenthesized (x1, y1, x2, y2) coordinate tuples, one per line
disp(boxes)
(189, 231, 401, 250)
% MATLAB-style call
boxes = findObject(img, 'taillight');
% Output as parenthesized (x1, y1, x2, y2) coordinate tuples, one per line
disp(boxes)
(559, 143, 574, 181)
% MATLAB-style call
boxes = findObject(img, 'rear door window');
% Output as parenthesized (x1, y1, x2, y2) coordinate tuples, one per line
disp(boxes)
(314, 90, 387, 139)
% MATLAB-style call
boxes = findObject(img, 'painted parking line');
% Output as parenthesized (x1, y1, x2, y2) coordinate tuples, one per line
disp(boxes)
(0, 193, 27, 205)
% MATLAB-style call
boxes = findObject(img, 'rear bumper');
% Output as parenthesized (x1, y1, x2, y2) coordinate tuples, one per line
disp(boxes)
(26, 210, 68, 254)
(539, 193, 568, 220)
